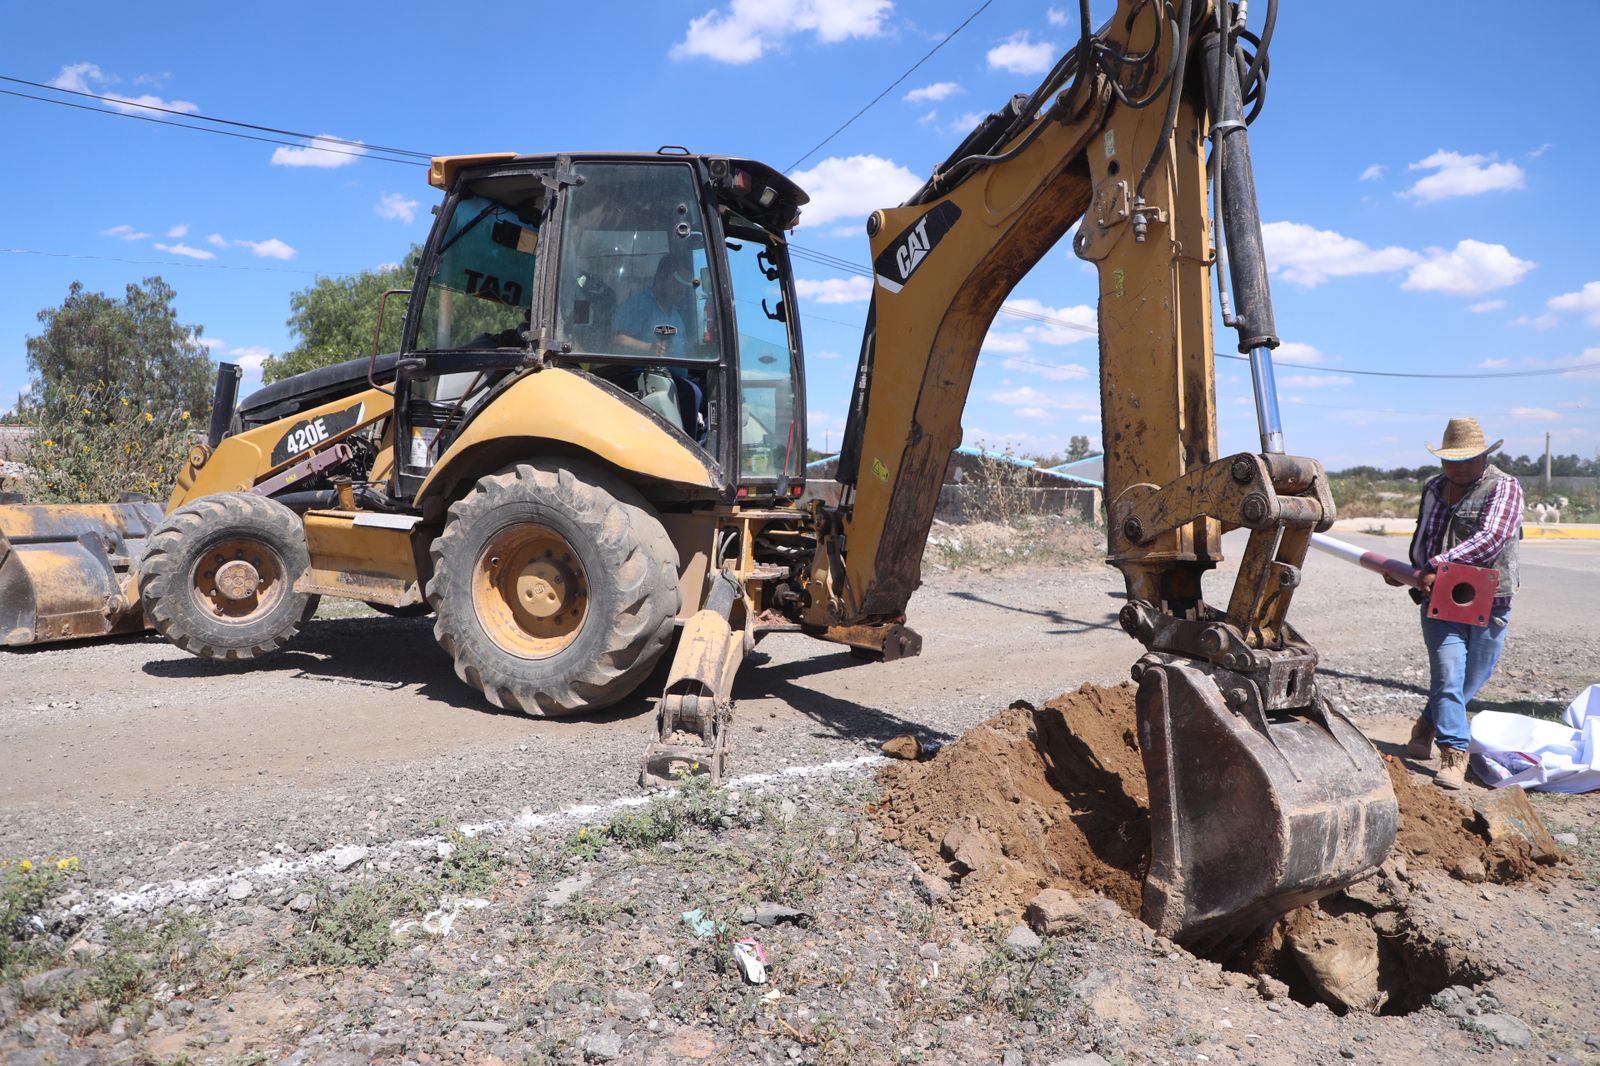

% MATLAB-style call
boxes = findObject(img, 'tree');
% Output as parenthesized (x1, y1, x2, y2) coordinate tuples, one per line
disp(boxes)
(263, 251, 417, 383)
(24, 277, 213, 422)
(1065, 435, 1096, 462)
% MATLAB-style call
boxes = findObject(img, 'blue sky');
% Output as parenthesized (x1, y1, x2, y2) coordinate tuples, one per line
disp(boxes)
(3, 1, 1597, 470)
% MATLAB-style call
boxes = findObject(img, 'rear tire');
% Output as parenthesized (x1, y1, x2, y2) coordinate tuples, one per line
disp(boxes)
(426, 460, 679, 716)
(139, 492, 320, 660)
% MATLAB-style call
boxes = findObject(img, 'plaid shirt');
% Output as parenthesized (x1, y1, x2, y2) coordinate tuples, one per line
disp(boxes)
(1415, 472, 1523, 599)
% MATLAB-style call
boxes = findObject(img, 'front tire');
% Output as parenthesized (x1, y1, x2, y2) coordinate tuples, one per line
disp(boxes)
(138, 492, 320, 660)
(426, 461, 679, 716)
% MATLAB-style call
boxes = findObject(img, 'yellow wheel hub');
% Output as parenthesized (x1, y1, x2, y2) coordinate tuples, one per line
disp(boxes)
(192, 537, 286, 624)
(473, 524, 589, 659)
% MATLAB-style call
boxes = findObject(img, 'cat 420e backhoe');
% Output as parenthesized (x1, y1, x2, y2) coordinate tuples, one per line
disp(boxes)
(0, 0, 1395, 948)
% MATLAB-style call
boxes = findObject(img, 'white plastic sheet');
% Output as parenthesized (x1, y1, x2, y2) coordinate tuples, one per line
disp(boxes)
(1468, 684, 1600, 793)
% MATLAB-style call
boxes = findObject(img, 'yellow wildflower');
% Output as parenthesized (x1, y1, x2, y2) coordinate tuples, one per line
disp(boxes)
(120, 397, 129, 406)
(55, 857, 78, 871)
(144, 412, 154, 422)
(18, 859, 31, 871)
(42, 439, 54, 448)
(83, 408, 92, 416)
(181, 411, 191, 421)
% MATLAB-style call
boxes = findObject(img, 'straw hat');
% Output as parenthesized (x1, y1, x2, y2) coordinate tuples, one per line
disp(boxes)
(1427, 416, 1502, 461)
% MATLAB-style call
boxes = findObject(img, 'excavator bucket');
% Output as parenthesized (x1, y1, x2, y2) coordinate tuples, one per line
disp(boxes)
(0, 500, 164, 647)
(1135, 656, 1398, 952)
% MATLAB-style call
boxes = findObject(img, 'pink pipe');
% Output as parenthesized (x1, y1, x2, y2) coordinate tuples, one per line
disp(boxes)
(1309, 532, 1426, 591)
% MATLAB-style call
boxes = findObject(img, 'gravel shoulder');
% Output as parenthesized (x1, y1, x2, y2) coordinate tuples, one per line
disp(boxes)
(2, 533, 1598, 1064)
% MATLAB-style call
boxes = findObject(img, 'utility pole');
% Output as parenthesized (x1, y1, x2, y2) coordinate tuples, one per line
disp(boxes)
(1544, 431, 1552, 493)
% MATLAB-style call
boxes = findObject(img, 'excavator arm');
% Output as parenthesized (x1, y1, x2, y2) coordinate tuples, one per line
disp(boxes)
(804, 0, 1397, 948)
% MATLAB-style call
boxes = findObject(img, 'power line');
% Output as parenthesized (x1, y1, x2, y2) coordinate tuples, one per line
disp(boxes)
(785, 0, 997, 173)
(1, 247, 320, 275)
(0, 74, 435, 159)
(0, 87, 425, 167)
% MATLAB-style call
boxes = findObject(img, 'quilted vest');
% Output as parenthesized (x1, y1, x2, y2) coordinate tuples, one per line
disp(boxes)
(1411, 464, 1519, 601)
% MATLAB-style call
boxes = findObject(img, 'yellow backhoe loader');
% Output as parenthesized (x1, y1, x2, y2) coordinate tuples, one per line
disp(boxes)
(0, 0, 1395, 948)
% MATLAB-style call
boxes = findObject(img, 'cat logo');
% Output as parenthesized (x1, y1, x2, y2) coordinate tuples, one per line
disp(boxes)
(873, 202, 962, 295)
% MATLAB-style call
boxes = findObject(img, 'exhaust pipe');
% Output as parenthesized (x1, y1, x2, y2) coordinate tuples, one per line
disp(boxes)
(208, 362, 243, 448)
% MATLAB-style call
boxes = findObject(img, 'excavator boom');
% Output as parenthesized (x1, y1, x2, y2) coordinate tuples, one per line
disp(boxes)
(806, 0, 1397, 947)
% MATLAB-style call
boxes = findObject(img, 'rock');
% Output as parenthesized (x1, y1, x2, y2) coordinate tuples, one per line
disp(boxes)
(1082, 897, 1122, 922)
(331, 845, 369, 872)
(737, 901, 809, 928)
(19, 966, 79, 1001)
(1451, 856, 1488, 884)
(1004, 924, 1042, 957)
(940, 818, 1006, 875)
(1284, 910, 1384, 1013)
(1002, 1053, 1025, 1066)
(1472, 789, 1562, 862)
(458, 1021, 511, 1036)
(881, 735, 923, 760)
(288, 892, 316, 913)
(1554, 832, 1579, 847)
(1472, 1013, 1534, 1048)
(778, 799, 798, 825)
(909, 867, 951, 903)
(543, 872, 594, 908)
(1025, 888, 1084, 936)
(918, 943, 941, 961)
(226, 880, 254, 901)
(582, 1028, 625, 1061)
(644, 1029, 719, 1061)
(0, 990, 15, 1026)
(1046, 1055, 1112, 1066)
(608, 989, 653, 1021)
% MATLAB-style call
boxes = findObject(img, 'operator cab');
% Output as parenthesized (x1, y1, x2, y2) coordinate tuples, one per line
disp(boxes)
(389, 150, 809, 503)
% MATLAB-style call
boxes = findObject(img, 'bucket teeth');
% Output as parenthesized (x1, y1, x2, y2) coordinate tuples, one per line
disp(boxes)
(1135, 654, 1398, 952)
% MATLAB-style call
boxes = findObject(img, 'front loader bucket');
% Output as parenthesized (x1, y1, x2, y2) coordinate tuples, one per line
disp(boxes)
(0, 501, 165, 646)
(1135, 655, 1398, 952)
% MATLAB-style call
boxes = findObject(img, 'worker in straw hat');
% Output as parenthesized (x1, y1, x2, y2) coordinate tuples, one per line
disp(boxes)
(1387, 417, 1523, 789)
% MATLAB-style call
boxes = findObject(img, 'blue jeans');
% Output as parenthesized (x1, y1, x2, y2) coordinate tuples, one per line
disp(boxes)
(1421, 603, 1512, 751)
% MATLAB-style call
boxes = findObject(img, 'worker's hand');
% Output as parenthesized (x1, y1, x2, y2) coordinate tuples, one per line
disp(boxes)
(1418, 570, 1436, 593)
(1382, 573, 1403, 587)
(652, 338, 669, 356)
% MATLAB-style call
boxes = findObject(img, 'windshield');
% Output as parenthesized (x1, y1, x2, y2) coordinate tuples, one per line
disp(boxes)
(415, 174, 544, 351)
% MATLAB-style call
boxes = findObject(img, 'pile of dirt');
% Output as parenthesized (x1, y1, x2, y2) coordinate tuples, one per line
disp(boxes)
(878, 682, 1562, 929)
(1386, 759, 1550, 883)
(875, 683, 1149, 925)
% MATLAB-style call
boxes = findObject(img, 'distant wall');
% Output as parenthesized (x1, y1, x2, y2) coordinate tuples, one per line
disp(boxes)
(0, 426, 32, 462)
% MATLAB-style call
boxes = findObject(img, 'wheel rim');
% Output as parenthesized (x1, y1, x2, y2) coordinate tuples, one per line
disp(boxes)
(472, 523, 589, 659)
(190, 536, 289, 625)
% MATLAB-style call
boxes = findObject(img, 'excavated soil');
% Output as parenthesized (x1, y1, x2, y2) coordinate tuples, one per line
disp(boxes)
(876, 682, 1565, 1014)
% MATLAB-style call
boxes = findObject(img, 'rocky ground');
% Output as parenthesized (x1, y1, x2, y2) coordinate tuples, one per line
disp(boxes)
(2, 531, 1598, 1065)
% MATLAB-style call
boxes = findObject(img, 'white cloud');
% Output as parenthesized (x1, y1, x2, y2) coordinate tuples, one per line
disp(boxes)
(988, 385, 1092, 410)
(1510, 312, 1558, 330)
(153, 242, 214, 260)
(1530, 143, 1554, 158)
(1000, 357, 1088, 382)
(1548, 281, 1600, 326)
(917, 109, 940, 128)
(904, 81, 961, 103)
(1359, 164, 1385, 182)
(49, 62, 197, 115)
(795, 276, 873, 304)
(235, 238, 297, 260)
(1261, 221, 1421, 287)
(1278, 374, 1353, 389)
(790, 155, 922, 227)
(1402, 240, 1534, 296)
(981, 332, 1032, 354)
(376, 192, 422, 224)
(271, 136, 366, 169)
(207, 233, 228, 248)
(100, 224, 150, 241)
(948, 111, 989, 135)
(1046, 7, 1071, 26)
(987, 31, 1056, 74)
(1017, 406, 1051, 420)
(226, 345, 273, 370)
(997, 298, 1096, 345)
(1560, 349, 1600, 381)
(1475, 358, 1513, 369)
(1275, 341, 1324, 365)
(1467, 299, 1506, 313)
(812, 349, 843, 360)
(671, 0, 892, 64)
(166, 223, 188, 239)
(196, 336, 227, 351)
(1510, 407, 1559, 420)
(1402, 150, 1525, 202)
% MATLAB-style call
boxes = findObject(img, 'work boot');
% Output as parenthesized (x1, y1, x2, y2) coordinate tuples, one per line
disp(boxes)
(1405, 715, 1436, 760)
(1436, 747, 1468, 790)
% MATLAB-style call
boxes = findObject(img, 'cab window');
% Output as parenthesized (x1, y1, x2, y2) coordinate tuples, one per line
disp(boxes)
(723, 221, 802, 481)
(416, 174, 544, 352)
